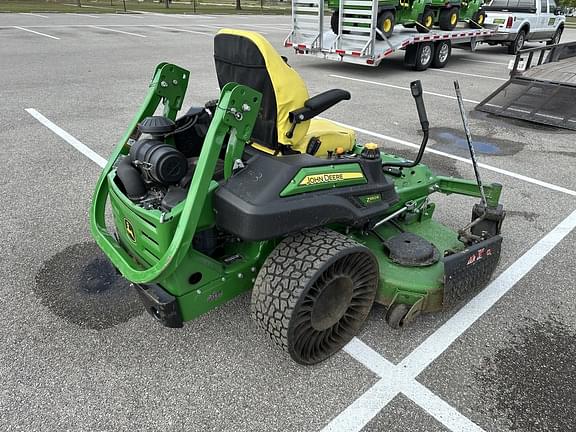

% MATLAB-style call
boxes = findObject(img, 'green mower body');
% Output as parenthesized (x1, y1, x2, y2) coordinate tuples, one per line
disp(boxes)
(328, 0, 486, 37)
(91, 46, 504, 364)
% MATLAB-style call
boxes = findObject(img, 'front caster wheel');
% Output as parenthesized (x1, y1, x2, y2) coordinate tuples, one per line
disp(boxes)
(385, 303, 411, 329)
(251, 228, 379, 365)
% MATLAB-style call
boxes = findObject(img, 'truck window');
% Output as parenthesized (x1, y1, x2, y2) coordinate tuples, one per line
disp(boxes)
(541, 0, 547, 12)
(485, 0, 536, 11)
(549, 0, 557, 13)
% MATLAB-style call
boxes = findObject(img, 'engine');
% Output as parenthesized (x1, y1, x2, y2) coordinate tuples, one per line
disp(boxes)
(116, 102, 217, 212)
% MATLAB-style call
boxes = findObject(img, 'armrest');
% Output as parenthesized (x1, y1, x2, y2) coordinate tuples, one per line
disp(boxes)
(289, 89, 351, 124)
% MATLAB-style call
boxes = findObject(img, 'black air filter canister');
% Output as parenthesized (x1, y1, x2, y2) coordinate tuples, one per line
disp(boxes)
(130, 139, 188, 185)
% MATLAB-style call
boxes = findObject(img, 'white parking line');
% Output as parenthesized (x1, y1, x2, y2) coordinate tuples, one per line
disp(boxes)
(399, 206, 576, 376)
(26, 109, 106, 167)
(135, 11, 214, 19)
(19, 12, 49, 18)
(325, 207, 576, 431)
(67, 13, 100, 18)
(91, 25, 147, 38)
(459, 58, 508, 66)
(13, 26, 59, 40)
(330, 74, 481, 104)
(323, 118, 576, 197)
(401, 382, 485, 432)
(236, 23, 289, 32)
(195, 23, 268, 34)
(26, 108, 576, 431)
(428, 68, 508, 81)
(148, 24, 212, 36)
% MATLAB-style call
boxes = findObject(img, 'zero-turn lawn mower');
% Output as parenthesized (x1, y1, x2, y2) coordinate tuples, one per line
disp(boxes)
(90, 29, 505, 365)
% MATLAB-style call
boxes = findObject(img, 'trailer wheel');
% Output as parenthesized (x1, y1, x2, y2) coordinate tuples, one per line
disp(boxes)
(330, 9, 339, 34)
(439, 7, 459, 31)
(470, 10, 486, 29)
(417, 9, 435, 33)
(406, 42, 435, 71)
(432, 40, 451, 68)
(251, 228, 379, 365)
(376, 11, 395, 39)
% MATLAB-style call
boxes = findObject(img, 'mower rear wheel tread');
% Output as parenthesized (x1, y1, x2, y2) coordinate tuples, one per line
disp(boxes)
(251, 228, 378, 364)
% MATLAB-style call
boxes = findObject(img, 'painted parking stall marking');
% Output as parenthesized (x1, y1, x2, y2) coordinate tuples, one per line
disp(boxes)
(13, 26, 60, 40)
(324, 206, 576, 431)
(330, 74, 482, 104)
(90, 25, 147, 38)
(323, 118, 576, 197)
(148, 25, 212, 36)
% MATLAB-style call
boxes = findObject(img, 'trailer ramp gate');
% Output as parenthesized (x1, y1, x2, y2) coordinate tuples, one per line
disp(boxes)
(476, 42, 576, 131)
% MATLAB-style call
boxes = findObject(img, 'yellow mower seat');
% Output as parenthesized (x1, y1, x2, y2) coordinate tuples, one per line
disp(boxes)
(214, 29, 355, 157)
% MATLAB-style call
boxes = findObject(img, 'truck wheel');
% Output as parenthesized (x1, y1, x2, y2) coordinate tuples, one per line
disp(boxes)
(547, 27, 563, 45)
(251, 228, 379, 365)
(417, 9, 435, 33)
(470, 10, 486, 29)
(507, 29, 526, 54)
(432, 40, 451, 68)
(331, 10, 339, 34)
(376, 11, 395, 39)
(439, 7, 459, 31)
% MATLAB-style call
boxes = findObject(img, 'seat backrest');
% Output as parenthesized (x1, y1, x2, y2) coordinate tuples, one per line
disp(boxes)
(214, 29, 310, 151)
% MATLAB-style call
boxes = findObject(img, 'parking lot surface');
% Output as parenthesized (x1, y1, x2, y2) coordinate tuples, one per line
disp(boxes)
(1, 12, 575, 432)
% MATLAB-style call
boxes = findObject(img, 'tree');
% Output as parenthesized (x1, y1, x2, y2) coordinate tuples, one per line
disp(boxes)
(236, 0, 242, 10)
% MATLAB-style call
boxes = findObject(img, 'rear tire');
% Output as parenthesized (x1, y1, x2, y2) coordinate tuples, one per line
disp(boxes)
(547, 26, 563, 45)
(251, 228, 379, 365)
(507, 29, 526, 54)
(432, 40, 451, 68)
(439, 7, 459, 30)
(376, 10, 395, 40)
(470, 10, 486, 28)
(417, 9, 435, 33)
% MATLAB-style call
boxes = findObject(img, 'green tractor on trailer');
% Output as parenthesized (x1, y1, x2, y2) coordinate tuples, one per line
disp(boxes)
(328, 0, 487, 38)
(91, 29, 505, 365)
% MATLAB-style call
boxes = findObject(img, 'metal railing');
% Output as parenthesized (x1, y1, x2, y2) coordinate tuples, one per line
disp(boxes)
(511, 40, 576, 76)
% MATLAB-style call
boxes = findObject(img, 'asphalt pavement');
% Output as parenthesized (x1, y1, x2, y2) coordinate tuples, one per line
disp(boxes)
(1, 12, 575, 432)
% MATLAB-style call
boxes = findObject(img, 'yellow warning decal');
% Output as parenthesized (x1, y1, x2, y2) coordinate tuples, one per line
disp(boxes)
(299, 172, 364, 186)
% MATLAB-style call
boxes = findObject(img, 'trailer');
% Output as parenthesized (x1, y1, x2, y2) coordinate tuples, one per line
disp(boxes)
(284, 0, 497, 70)
(476, 41, 576, 130)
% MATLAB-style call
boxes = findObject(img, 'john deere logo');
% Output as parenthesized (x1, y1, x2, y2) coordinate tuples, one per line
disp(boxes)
(124, 219, 136, 243)
(299, 172, 364, 186)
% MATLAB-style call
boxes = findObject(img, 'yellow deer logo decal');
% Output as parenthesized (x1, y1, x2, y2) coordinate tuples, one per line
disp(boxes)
(124, 219, 136, 243)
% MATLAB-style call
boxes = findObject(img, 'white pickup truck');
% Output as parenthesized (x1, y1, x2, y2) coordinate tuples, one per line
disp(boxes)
(482, 0, 566, 54)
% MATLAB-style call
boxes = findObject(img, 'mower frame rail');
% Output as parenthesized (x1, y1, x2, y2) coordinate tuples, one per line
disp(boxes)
(90, 63, 263, 284)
